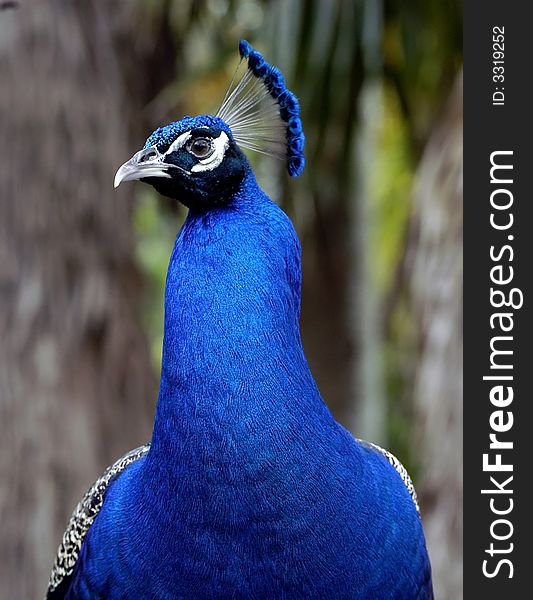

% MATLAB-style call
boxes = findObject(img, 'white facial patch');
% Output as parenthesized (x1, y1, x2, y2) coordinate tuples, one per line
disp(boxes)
(164, 131, 192, 156)
(191, 131, 229, 173)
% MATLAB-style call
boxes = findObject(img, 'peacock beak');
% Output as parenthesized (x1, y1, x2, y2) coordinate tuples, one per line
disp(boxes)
(114, 147, 172, 188)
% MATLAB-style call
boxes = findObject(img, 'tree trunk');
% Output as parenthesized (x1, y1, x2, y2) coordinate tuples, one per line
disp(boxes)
(0, 3, 156, 596)
(408, 73, 463, 600)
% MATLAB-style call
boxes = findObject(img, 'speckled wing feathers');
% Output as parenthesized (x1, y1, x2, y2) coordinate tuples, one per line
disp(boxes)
(46, 444, 150, 598)
(357, 439, 420, 513)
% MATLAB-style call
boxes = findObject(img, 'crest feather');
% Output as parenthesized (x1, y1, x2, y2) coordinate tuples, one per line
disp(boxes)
(217, 40, 305, 177)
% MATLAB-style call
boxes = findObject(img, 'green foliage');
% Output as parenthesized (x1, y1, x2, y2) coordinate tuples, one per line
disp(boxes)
(133, 189, 185, 370)
(369, 84, 414, 294)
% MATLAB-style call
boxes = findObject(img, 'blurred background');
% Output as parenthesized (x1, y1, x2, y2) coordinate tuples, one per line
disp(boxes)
(0, 1, 462, 598)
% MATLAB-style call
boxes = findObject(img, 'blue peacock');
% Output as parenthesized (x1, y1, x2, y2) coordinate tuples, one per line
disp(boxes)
(46, 40, 433, 600)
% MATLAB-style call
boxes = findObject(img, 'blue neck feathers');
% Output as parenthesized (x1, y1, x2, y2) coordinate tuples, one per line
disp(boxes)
(148, 169, 334, 468)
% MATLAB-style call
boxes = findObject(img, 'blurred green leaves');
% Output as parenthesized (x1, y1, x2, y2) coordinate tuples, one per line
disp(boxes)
(369, 84, 414, 295)
(133, 189, 184, 369)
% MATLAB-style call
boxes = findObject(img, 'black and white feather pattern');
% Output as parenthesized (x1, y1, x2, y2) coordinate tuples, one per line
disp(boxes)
(46, 444, 150, 598)
(357, 439, 420, 513)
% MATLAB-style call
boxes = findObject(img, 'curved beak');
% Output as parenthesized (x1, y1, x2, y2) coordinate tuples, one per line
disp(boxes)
(114, 147, 172, 188)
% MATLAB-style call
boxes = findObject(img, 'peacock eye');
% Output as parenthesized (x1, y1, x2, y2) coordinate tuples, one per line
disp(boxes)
(187, 137, 214, 159)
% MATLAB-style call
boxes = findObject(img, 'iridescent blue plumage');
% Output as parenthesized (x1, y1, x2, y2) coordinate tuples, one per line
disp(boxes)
(47, 41, 433, 600)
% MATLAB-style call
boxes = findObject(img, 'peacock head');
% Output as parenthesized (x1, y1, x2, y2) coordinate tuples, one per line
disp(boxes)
(114, 115, 248, 209)
(114, 40, 305, 209)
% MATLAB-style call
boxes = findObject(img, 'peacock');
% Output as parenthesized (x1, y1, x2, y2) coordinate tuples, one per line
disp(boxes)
(46, 40, 433, 600)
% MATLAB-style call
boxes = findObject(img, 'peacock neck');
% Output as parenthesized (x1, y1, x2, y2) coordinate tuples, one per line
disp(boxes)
(148, 172, 330, 468)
